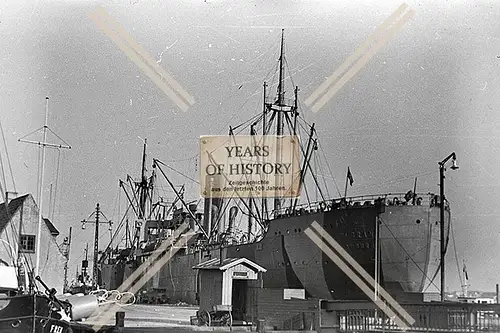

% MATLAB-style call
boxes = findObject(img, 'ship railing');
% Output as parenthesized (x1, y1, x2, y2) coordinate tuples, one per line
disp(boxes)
(330, 301, 500, 332)
(274, 192, 449, 217)
(265, 96, 295, 108)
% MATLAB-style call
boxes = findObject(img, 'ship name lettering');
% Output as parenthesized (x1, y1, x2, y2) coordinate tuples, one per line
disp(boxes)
(49, 325, 64, 333)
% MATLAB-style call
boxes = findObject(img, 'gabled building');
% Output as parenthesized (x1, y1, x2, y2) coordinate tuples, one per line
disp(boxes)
(0, 193, 67, 293)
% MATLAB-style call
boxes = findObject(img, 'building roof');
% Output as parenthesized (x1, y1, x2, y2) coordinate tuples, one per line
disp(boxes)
(43, 218, 60, 236)
(192, 257, 267, 272)
(0, 194, 30, 233)
(0, 194, 60, 236)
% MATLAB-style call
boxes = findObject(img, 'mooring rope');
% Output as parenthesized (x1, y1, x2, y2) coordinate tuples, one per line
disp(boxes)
(89, 289, 136, 307)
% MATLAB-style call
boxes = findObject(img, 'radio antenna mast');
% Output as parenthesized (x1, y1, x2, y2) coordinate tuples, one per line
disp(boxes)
(19, 97, 71, 279)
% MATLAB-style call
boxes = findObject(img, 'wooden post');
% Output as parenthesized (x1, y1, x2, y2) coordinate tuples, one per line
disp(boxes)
(257, 318, 265, 332)
(116, 311, 125, 328)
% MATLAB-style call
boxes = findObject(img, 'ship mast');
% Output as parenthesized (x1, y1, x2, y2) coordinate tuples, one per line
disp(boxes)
(139, 138, 148, 219)
(18, 97, 71, 282)
(273, 29, 286, 215)
(277, 29, 286, 107)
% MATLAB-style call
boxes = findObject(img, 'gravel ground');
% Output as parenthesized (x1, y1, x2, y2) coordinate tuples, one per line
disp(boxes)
(82, 304, 255, 332)
(83, 304, 198, 326)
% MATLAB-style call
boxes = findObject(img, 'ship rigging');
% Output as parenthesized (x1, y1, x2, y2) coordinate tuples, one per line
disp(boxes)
(100, 29, 332, 256)
(98, 30, 452, 306)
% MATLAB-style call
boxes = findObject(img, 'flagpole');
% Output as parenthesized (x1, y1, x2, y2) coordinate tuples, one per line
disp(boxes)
(344, 168, 348, 198)
(35, 97, 49, 278)
(462, 260, 468, 297)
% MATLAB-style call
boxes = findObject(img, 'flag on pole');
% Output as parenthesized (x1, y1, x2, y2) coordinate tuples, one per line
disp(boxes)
(347, 167, 354, 186)
(463, 262, 469, 280)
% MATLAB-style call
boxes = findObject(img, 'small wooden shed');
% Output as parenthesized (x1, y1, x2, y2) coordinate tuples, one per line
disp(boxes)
(193, 257, 266, 321)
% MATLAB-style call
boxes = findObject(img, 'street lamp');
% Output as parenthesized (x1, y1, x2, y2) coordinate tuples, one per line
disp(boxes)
(439, 152, 459, 302)
(81, 203, 113, 289)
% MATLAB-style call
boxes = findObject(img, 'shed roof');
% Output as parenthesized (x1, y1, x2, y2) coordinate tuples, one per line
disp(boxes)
(193, 257, 267, 272)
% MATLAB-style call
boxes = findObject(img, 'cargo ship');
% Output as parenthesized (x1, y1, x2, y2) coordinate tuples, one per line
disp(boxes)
(98, 30, 451, 305)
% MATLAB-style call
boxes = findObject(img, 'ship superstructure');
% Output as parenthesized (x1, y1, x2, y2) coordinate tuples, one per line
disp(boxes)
(98, 30, 451, 304)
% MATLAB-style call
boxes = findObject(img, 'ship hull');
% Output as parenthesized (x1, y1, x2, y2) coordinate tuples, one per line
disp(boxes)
(100, 201, 450, 304)
(0, 294, 109, 333)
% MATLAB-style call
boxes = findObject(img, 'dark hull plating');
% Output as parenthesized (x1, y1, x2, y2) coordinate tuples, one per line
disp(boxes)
(0, 294, 109, 333)
(101, 203, 449, 304)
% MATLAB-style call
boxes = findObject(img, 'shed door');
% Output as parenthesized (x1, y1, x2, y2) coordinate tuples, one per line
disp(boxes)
(231, 279, 247, 321)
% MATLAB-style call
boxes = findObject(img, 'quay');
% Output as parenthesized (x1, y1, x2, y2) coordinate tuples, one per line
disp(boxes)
(80, 300, 500, 333)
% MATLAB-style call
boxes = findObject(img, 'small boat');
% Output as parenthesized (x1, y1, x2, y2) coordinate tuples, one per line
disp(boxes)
(0, 274, 115, 333)
(0, 102, 122, 333)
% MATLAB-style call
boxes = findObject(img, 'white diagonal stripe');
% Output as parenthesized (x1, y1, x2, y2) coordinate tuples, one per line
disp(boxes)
(89, 227, 195, 332)
(89, 7, 194, 112)
(305, 3, 409, 107)
(310, 8, 415, 113)
(116, 222, 190, 292)
(305, 227, 410, 329)
(310, 221, 415, 325)
(90, 13, 188, 111)
(93, 7, 195, 106)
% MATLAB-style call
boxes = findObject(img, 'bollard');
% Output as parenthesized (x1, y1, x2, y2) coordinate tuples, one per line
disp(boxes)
(115, 311, 125, 328)
(496, 284, 499, 304)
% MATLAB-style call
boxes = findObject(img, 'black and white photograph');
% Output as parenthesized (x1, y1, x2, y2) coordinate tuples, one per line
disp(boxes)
(0, 0, 499, 332)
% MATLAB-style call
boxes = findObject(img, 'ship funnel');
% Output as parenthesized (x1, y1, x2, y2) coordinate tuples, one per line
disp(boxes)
(203, 175, 224, 241)
(227, 206, 238, 235)
(451, 158, 459, 170)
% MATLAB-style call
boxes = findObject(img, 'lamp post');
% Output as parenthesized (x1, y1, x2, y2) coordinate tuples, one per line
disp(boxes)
(81, 203, 113, 289)
(439, 152, 459, 302)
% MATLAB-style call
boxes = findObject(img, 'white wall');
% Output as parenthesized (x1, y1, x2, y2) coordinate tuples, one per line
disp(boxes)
(0, 195, 67, 293)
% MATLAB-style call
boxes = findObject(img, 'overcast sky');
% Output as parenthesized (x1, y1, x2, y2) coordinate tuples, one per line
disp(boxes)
(1, 0, 500, 292)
